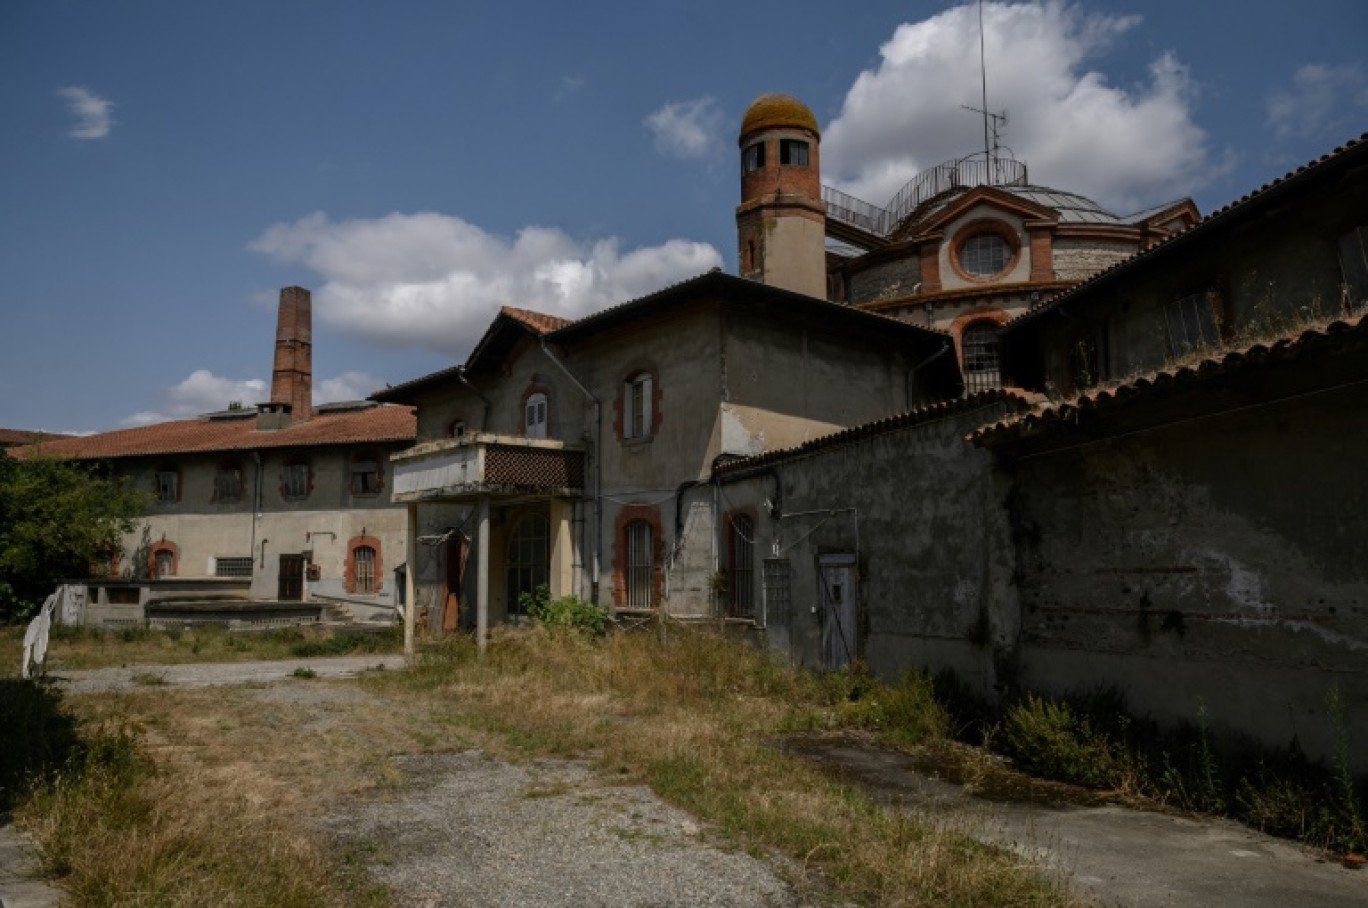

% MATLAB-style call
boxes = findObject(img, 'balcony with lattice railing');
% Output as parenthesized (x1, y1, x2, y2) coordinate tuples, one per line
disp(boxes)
(391, 435, 585, 502)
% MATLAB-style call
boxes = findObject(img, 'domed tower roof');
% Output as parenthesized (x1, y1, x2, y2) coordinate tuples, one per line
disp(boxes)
(739, 93, 820, 143)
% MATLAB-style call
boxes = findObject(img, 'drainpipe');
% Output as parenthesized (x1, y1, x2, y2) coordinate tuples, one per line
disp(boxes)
(539, 338, 601, 591)
(456, 366, 492, 431)
(250, 452, 263, 579)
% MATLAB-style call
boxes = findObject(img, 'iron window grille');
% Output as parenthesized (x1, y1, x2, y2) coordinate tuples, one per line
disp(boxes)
(962, 323, 1002, 392)
(763, 558, 792, 623)
(626, 520, 655, 609)
(1165, 292, 1220, 357)
(353, 545, 377, 594)
(728, 515, 756, 618)
(505, 513, 550, 613)
(214, 556, 253, 578)
(154, 550, 174, 579)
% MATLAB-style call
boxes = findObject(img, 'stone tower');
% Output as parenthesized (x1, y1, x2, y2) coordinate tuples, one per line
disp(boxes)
(735, 93, 827, 298)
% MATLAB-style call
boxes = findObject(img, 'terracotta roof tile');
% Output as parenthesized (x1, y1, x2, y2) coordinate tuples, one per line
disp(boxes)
(14, 404, 415, 461)
(715, 389, 1039, 476)
(500, 306, 572, 334)
(970, 314, 1368, 446)
(1010, 132, 1368, 328)
(0, 428, 71, 446)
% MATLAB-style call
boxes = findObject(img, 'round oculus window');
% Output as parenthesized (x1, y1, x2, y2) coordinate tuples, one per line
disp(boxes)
(958, 231, 1011, 278)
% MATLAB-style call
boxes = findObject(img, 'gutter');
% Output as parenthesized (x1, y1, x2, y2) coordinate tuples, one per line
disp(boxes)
(539, 338, 602, 591)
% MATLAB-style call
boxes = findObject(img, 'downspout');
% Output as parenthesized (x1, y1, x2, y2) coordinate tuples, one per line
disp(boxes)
(250, 451, 263, 576)
(539, 338, 601, 590)
(456, 366, 492, 431)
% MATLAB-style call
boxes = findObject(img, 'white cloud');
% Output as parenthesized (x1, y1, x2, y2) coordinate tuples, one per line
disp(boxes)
(249, 211, 722, 356)
(645, 96, 724, 160)
(315, 371, 385, 404)
(822, 1, 1215, 214)
(57, 86, 114, 139)
(554, 75, 586, 102)
(1266, 63, 1368, 142)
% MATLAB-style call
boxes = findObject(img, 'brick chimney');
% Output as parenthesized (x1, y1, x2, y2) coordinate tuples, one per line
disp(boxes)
(270, 285, 312, 424)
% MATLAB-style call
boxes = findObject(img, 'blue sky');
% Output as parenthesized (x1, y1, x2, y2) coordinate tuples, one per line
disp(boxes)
(2, 1, 1365, 434)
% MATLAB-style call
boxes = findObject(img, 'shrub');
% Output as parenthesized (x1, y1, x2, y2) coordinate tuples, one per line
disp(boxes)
(518, 585, 609, 638)
(1001, 692, 1133, 788)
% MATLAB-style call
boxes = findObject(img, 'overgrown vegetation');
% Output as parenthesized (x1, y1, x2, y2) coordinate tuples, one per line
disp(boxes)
(957, 681, 1368, 855)
(517, 584, 610, 637)
(0, 454, 148, 621)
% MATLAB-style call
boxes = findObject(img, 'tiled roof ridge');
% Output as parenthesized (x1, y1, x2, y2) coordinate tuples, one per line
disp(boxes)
(12, 402, 416, 461)
(1010, 132, 1367, 328)
(970, 312, 1368, 446)
(715, 388, 1040, 476)
(500, 305, 572, 334)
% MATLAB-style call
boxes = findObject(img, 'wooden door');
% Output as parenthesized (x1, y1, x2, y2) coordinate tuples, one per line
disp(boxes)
(278, 554, 305, 601)
(818, 554, 858, 670)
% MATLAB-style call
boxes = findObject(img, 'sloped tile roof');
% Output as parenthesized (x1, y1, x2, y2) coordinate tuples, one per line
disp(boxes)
(0, 428, 71, 446)
(970, 314, 1368, 447)
(1009, 133, 1367, 329)
(14, 404, 415, 461)
(714, 388, 1040, 476)
(500, 306, 571, 334)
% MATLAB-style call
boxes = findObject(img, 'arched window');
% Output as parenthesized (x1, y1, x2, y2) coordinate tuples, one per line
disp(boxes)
(506, 513, 549, 613)
(626, 519, 655, 609)
(154, 550, 174, 579)
(962, 322, 1002, 392)
(524, 392, 548, 439)
(728, 514, 755, 619)
(448, 419, 467, 439)
(352, 545, 377, 594)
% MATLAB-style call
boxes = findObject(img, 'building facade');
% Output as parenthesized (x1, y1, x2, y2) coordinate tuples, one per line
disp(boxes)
(23, 287, 416, 626)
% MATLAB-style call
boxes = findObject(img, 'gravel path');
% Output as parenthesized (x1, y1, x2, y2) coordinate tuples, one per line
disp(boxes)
(48, 653, 406, 693)
(325, 751, 803, 908)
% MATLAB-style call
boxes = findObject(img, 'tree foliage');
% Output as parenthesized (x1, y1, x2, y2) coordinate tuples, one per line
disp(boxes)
(0, 454, 148, 621)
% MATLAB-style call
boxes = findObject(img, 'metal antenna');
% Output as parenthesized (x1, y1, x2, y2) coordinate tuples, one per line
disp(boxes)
(960, 0, 1008, 182)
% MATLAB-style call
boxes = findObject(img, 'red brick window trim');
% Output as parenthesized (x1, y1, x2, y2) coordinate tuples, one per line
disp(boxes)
(611, 505, 663, 608)
(948, 218, 1022, 284)
(345, 535, 383, 595)
(613, 362, 662, 443)
(147, 540, 179, 580)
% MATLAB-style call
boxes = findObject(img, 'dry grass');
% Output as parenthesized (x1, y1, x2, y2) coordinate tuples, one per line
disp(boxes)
(15, 626, 1085, 907)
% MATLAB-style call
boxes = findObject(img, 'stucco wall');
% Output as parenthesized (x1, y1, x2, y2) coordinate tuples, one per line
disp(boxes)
(1009, 385, 1368, 769)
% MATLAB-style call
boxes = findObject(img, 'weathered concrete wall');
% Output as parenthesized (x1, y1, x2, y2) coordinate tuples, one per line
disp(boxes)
(1010, 385, 1368, 769)
(719, 399, 1018, 689)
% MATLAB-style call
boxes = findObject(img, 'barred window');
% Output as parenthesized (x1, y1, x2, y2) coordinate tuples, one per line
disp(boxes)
(728, 515, 755, 619)
(154, 549, 174, 579)
(352, 546, 377, 594)
(1165, 292, 1220, 357)
(214, 556, 253, 578)
(626, 520, 655, 609)
(962, 323, 1002, 392)
(959, 232, 1010, 278)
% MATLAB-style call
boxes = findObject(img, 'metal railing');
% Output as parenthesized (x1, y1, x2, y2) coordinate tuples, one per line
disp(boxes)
(823, 154, 1029, 239)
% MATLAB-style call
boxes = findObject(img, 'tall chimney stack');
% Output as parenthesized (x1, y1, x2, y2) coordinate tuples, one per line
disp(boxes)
(270, 286, 312, 424)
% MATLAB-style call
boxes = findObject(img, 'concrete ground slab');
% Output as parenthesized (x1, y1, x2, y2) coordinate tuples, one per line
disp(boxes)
(0, 822, 61, 908)
(790, 738, 1368, 908)
(48, 653, 407, 693)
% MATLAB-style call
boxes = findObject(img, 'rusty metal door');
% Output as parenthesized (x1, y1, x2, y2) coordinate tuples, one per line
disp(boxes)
(278, 554, 304, 601)
(818, 554, 858, 670)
